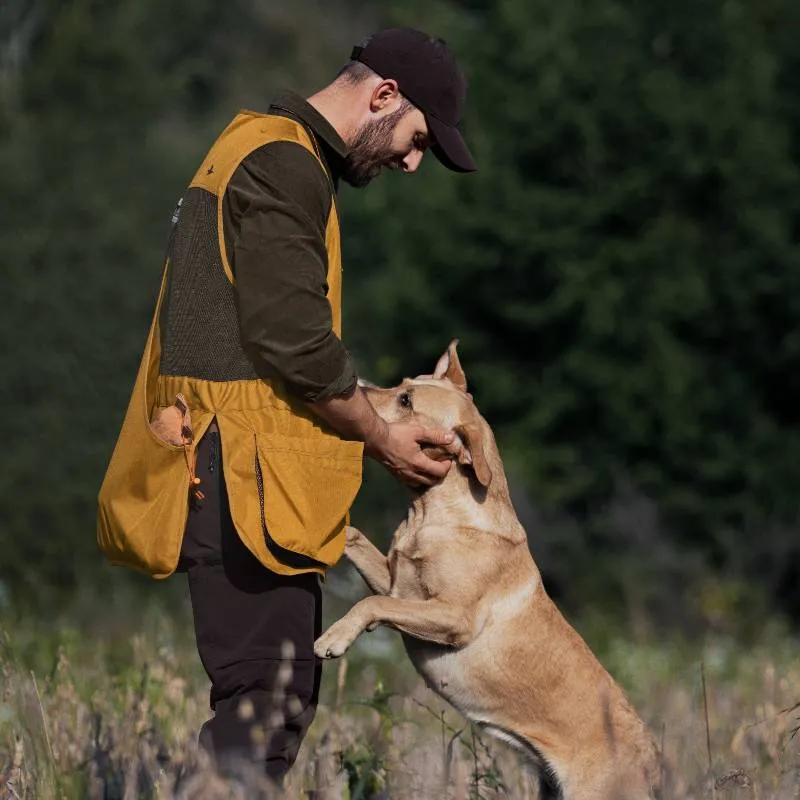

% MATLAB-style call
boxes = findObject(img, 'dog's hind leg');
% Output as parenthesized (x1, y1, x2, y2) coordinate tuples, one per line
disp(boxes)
(478, 723, 564, 800)
(344, 525, 391, 595)
(539, 773, 562, 800)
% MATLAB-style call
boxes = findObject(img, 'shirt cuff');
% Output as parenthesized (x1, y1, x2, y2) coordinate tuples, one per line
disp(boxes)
(298, 351, 359, 403)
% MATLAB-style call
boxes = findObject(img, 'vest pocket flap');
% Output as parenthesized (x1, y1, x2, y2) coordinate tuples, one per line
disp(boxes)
(256, 430, 364, 466)
(253, 432, 363, 565)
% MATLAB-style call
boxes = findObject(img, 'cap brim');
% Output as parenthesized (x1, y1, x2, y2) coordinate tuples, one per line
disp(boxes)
(427, 115, 477, 173)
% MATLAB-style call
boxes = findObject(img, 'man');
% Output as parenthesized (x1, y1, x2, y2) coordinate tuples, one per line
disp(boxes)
(98, 26, 475, 784)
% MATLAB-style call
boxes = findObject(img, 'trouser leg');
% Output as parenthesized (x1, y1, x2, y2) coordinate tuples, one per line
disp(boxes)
(180, 423, 322, 781)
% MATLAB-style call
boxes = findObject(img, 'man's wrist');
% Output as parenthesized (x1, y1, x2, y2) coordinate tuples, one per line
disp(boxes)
(363, 413, 390, 458)
(306, 385, 388, 448)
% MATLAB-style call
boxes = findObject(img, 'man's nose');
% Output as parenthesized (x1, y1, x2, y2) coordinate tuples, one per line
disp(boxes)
(402, 149, 424, 173)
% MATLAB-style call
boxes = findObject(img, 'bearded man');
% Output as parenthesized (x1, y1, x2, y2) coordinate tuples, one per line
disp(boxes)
(98, 26, 475, 784)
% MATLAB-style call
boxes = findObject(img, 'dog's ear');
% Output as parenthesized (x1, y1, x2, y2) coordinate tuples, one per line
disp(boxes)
(453, 422, 492, 488)
(432, 339, 467, 392)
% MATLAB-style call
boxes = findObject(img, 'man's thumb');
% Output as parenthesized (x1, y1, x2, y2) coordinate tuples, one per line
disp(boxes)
(421, 428, 456, 446)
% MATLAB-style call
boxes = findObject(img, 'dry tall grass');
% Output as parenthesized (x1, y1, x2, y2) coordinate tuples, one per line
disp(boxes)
(1, 597, 799, 799)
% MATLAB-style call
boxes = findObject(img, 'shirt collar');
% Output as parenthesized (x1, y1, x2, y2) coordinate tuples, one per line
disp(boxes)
(268, 90, 349, 182)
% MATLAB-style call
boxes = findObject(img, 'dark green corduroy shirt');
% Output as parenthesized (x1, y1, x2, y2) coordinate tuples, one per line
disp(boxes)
(222, 90, 358, 402)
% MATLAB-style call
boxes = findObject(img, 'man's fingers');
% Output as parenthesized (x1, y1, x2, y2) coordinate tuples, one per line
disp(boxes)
(417, 427, 455, 447)
(393, 458, 448, 487)
(379, 422, 456, 488)
(427, 458, 452, 478)
(415, 454, 452, 481)
(421, 444, 453, 462)
(395, 469, 433, 488)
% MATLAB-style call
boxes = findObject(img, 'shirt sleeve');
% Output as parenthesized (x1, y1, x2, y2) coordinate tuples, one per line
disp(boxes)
(223, 140, 358, 402)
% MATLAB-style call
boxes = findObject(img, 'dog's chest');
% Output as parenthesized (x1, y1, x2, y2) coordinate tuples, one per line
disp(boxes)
(387, 525, 431, 599)
(403, 638, 481, 715)
(387, 528, 485, 713)
(387, 523, 440, 599)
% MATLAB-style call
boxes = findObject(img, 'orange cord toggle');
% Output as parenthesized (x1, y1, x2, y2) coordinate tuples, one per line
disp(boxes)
(173, 393, 204, 503)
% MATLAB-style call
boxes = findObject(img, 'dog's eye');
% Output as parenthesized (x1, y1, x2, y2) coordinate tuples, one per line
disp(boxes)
(398, 392, 412, 409)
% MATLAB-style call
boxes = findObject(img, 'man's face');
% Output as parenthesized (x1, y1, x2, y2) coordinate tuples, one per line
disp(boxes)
(342, 105, 430, 188)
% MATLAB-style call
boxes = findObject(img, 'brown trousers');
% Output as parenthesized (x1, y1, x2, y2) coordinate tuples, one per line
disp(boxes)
(179, 423, 322, 782)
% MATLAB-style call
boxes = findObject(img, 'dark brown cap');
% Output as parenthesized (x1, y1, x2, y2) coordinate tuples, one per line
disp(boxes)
(350, 28, 476, 173)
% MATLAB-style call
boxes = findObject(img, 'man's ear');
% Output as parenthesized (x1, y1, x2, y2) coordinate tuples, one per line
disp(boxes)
(370, 78, 401, 112)
(432, 339, 467, 392)
(453, 422, 492, 488)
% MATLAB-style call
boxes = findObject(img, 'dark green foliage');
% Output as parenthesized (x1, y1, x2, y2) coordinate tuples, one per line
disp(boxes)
(342, 0, 800, 621)
(1, 0, 238, 599)
(2, 0, 800, 626)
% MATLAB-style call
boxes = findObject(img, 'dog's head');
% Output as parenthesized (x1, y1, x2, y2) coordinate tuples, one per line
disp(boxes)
(361, 340, 493, 488)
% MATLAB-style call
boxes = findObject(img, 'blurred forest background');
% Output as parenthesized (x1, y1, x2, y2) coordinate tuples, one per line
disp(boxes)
(2, 0, 800, 638)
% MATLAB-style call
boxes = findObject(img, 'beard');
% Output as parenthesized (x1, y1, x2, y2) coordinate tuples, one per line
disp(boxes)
(342, 107, 408, 188)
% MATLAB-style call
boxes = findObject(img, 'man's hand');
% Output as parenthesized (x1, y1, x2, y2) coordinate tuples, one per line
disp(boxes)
(308, 387, 455, 488)
(366, 422, 455, 487)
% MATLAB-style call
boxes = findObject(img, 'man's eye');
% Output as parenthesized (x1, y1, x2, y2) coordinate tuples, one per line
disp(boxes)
(398, 392, 412, 409)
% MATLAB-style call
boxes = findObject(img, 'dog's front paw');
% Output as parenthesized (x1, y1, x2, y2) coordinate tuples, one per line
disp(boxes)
(314, 617, 364, 659)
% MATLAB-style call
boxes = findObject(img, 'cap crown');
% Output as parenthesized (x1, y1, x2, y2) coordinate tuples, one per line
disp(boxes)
(351, 28, 466, 126)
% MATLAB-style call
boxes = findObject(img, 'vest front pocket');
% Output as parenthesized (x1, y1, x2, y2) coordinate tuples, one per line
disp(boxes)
(253, 431, 363, 570)
(205, 406, 364, 576)
(254, 449, 328, 572)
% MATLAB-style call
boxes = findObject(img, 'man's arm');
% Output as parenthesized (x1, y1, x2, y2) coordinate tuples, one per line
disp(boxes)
(226, 141, 357, 401)
(226, 143, 452, 486)
(309, 387, 453, 487)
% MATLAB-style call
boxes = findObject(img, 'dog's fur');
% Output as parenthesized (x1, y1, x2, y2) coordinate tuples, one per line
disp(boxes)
(314, 342, 661, 799)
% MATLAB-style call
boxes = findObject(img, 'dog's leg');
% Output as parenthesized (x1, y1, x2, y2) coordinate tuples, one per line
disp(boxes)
(314, 595, 473, 658)
(344, 525, 391, 595)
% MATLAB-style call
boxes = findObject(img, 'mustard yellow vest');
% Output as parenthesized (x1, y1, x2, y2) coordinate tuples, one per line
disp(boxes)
(97, 112, 364, 578)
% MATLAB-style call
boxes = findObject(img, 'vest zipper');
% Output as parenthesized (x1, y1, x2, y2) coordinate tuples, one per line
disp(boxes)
(208, 431, 218, 474)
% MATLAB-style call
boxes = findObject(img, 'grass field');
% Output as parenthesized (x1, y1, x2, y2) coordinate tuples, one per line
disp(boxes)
(1, 571, 799, 799)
